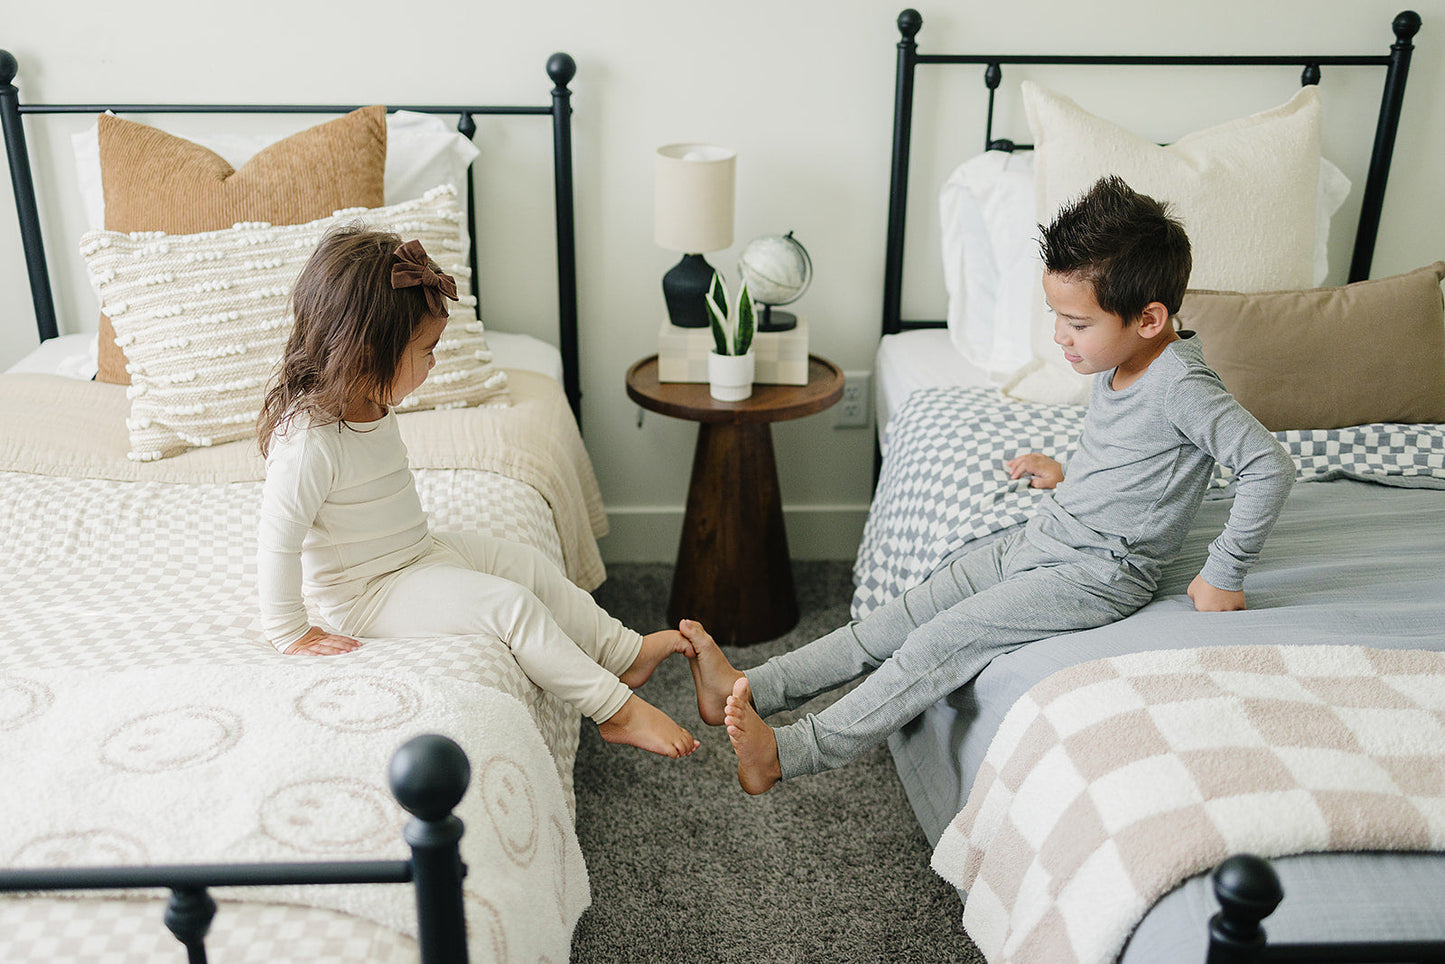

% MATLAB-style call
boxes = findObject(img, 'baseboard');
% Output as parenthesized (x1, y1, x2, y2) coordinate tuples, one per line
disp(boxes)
(599, 504, 870, 564)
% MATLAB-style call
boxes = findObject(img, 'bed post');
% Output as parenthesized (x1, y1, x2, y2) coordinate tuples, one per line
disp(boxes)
(390, 734, 472, 964)
(0, 50, 58, 343)
(547, 52, 582, 429)
(882, 9, 922, 339)
(1348, 10, 1421, 283)
(1205, 854, 1283, 964)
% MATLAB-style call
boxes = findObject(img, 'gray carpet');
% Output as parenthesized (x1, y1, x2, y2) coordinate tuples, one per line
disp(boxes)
(571, 561, 984, 963)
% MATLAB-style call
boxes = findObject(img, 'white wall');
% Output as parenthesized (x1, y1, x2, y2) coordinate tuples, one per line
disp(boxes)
(3, 0, 1442, 563)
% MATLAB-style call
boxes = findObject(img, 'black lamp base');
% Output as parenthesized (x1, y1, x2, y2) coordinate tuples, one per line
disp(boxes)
(662, 253, 716, 328)
(756, 304, 798, 332)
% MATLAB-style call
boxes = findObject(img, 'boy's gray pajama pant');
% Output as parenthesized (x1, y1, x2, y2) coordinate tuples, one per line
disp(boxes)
(746, 529, 1151, 780)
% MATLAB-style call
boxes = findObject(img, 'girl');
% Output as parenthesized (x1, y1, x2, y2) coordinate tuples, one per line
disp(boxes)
(256, 225, 700, 758)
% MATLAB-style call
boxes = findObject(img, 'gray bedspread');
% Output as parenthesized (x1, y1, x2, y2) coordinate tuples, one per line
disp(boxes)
(886, 478, 1445, 958)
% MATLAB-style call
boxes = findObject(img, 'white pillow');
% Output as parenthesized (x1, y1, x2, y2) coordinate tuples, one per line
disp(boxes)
(997, 82, 1324, 404)
(72, 110, 479, 232)
(941, 148, 1351, 396)
(80, 185, 507, 461)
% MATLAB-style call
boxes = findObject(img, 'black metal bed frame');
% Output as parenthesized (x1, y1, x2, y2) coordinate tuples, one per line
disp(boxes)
(878, 11, 1445, 959)
(1207, 854, 1445, 963)
(0, 733, 473, 964)
(881, 8, 1422, 339)
(0, 49, 584, 427)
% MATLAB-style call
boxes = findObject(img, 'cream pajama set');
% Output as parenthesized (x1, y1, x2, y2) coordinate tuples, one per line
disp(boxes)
(257, 411, 639, 723)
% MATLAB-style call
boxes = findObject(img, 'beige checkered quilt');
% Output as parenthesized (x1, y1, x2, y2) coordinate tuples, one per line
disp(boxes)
(0, 370, 612, 961)
(932, 645, 1445, 964)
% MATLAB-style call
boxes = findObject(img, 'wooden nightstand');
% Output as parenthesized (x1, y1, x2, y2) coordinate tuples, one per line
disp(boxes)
(626, 355, 845, 646)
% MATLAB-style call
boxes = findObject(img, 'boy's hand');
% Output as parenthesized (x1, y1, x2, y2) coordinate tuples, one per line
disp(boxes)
(1007, 453, 1064, 489)
(284, 626, 362, 655)
(1188, 575, 1246, 612)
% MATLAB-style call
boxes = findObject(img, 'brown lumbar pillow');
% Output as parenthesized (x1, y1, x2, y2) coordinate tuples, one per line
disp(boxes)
(94, 105, 387, 384)
(1179, 262, 1445, 431)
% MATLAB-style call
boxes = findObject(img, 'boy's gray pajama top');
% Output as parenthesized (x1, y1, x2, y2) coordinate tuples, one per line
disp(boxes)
(750, 334, 1295, 780)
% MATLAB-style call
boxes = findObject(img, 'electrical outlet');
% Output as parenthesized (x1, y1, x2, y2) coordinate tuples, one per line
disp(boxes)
(836, 371, 871, 429)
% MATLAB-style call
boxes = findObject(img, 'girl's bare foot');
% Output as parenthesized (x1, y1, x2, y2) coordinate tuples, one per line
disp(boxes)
(619, 629, 694, 689)
(598, 694, 701, 759)
(724, 678, 782, 794)
(680, 619, 744, 726)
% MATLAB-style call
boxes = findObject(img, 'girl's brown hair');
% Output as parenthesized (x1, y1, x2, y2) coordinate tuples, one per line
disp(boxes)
(257, 225, 442, 456)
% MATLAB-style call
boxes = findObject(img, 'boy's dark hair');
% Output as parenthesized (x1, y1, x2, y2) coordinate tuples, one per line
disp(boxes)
(1038, 175, 1192, 322)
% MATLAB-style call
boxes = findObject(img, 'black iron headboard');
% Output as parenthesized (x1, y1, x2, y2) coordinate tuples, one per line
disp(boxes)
(881, 8, 1422, 337)
(0, 50, 584, 427)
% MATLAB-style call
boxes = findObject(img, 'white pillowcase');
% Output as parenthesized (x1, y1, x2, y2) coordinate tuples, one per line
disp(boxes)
(941, 82, 1330, 405)
(72, 110, 479, 233)
(80, 185, 507, 461)
(941, 148, 1351, 396)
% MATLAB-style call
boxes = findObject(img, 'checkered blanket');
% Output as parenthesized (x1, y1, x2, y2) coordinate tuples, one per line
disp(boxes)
(931, 645, 1445, 964)
(853, 388, 1445, 618)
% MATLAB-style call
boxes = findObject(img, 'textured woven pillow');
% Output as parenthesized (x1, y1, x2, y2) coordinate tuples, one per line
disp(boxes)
(95, 105, 388, 385)
(1180, 262, 1445, 431)
(81, 185, 508, 461)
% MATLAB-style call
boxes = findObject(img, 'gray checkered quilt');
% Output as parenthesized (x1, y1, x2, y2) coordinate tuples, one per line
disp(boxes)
(853, 387, 1445, 618)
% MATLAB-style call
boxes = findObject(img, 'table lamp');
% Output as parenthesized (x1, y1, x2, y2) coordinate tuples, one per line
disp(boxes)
(654, 143, 736, 328)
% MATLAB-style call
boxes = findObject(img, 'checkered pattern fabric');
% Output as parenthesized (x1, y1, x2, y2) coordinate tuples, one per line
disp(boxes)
(0, 465, 585, 960)
(852, 387, 1445, 619)
(932, 645, 1445, 964)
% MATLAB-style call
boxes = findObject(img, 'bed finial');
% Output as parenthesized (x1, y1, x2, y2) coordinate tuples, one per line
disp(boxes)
(388, 733, 471, 821)
(0, 50, 17, 87)
(1208, 854, 1284, 959)
(897, 9, 922, 40)
(1393, 10, 1422, 42)
(547, 52, 577, 90)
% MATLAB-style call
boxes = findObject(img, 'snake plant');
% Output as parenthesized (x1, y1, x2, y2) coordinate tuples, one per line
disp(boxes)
(704, 271, 756, 356)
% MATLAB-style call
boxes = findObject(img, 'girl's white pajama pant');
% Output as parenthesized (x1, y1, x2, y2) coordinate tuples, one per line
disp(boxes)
(345, 531, 641, 723)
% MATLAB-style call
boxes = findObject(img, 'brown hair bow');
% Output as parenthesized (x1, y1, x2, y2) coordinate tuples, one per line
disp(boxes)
(391, 239, 459, 317)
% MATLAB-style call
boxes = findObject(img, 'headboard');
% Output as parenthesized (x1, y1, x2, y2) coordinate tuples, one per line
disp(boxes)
(881, 8, 1423, 337)
(0, 50, 585, 427)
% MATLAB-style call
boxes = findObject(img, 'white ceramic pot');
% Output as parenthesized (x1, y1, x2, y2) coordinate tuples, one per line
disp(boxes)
(708, 350, 755, 401)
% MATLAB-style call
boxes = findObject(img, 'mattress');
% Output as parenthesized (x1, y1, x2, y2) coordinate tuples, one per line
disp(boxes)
(873, 328, 991, 442)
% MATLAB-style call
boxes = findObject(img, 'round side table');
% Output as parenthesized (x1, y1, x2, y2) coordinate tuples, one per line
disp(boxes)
(626, 354, 844, 645)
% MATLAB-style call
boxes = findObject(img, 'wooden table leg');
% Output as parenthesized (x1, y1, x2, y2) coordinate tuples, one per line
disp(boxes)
(667, 421, 798, 646)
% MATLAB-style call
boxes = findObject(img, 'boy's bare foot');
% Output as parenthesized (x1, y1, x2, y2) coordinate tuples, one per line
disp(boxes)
(724, 678, 782, 794)
(680, 619, 744, 726)
(598, 694, 701, 759)
(619, 629, 694, 689)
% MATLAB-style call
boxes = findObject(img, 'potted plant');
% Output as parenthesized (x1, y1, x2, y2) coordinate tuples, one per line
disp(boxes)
(704, 271, 757, 401)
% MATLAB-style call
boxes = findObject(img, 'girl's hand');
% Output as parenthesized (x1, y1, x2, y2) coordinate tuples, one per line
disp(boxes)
(1188, 575, 1247, 612)
(284, 626, 362, 655)
(1007, 453, 1064, 489)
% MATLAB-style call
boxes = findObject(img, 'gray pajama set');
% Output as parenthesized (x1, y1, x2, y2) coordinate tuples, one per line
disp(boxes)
(749, 334, 1295, 780)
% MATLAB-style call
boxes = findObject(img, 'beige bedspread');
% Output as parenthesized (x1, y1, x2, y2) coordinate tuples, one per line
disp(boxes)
(0, 369, 606, 589)
(933, 645, 1445, 964)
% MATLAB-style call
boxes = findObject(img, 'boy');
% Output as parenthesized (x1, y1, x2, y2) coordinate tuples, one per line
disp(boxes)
(685, 174, 1295, 794)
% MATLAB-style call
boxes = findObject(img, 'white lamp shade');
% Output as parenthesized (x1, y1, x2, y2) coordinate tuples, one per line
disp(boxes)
(654, 143, 736, 253)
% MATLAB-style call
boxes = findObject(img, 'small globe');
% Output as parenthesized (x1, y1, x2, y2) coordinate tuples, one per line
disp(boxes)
(738, 232, 812, 307)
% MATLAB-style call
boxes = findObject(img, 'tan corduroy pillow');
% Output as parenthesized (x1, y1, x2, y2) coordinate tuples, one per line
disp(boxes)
(95, 105, 387, 384)
(1179, 262, 1445, 431)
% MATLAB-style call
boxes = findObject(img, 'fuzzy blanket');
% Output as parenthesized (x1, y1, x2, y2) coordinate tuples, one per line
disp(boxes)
(1, 662, 589, 961)
(932, 645, 1445, 964)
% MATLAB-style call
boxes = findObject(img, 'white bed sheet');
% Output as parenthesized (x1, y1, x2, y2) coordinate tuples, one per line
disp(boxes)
(874, 328, 992, 443)
(4, 329, 564, 383)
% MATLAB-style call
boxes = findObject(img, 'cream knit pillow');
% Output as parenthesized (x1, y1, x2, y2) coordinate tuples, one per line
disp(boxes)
(1008, 82, 1323, 405)
(81, 185, 508, 461)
